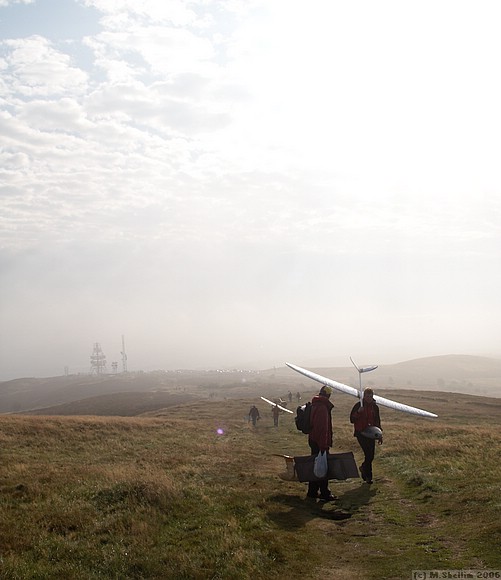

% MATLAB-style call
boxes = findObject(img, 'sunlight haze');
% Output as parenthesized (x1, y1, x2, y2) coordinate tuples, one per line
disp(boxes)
(1, 0, 500, 379)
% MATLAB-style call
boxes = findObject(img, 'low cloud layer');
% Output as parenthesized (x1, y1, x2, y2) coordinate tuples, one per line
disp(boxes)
(1, 1, 500, 378)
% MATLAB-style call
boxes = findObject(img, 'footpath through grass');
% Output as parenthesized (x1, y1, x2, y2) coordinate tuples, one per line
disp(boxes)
(0, 392, 500, 579)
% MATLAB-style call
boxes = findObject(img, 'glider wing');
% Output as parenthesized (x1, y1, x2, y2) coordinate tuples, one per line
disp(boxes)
(260, 396, 294, 413)
(285, 362, 438, 418)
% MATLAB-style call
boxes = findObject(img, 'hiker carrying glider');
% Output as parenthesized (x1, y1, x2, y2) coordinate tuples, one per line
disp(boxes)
(350, 388, 383, 484)
(286, 360, 437, 484)
(260, 396, 293, 425)
(271, 402, 282, 427)
(306, 385, 337, 502)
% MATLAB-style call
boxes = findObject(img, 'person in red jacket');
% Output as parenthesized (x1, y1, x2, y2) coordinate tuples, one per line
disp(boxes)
(306, 385, 336, 502)
(350, 388, 383, 484)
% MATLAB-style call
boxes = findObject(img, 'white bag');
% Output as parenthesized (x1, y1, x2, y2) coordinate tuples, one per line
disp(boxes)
(313, 451, 328, 478)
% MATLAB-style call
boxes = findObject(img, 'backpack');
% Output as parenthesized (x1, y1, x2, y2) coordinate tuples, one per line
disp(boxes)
(295, 402, 312, 434)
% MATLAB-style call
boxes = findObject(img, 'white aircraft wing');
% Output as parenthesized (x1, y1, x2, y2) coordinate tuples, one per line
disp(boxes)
(285, 362, 438, 418)
(260, 396, 294, 413)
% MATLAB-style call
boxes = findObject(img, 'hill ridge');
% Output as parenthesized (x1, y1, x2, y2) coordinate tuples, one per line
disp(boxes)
(1, 354, 500, 414)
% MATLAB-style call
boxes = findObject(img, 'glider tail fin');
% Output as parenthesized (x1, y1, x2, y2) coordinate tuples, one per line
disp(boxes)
(350, 357, 364, 407)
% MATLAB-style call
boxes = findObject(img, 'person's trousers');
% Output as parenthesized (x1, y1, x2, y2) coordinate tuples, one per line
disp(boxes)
(307, 441, 330, 498)
(355, 433, 375, 480)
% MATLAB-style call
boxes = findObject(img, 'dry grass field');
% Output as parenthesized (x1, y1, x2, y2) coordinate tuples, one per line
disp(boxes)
(1, 385, 500, 579)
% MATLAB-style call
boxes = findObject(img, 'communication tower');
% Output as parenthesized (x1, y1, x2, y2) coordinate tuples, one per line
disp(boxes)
(121, 334, 128, 373)
(90, 342, 107, 375)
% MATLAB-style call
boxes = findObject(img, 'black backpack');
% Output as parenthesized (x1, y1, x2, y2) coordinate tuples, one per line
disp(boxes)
(295, 402, 312, 434)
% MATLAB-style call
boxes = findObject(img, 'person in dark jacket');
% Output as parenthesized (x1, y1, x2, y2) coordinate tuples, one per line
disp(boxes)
(248, 405, 260, 427)
(350, 388, 383, 484)
(307, 385, 336, 502)
(271, 402, 282, 427)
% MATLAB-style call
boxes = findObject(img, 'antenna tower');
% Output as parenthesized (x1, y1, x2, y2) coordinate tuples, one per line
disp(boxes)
(90, 342, 107, 375)
(121, 334, 128, 373)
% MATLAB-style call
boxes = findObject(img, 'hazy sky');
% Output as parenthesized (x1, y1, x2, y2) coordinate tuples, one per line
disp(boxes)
(1, 0, 500, 379)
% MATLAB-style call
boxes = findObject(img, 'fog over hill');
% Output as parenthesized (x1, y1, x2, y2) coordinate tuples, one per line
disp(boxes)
(1, 354, 500, 415)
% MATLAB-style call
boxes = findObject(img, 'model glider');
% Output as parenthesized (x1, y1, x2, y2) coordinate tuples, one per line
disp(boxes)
(285, 362, 438, 418)
(260, 396, 294, 414)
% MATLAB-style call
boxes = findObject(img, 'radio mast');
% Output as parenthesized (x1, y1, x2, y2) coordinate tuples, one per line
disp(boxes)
(90, 342, 107, 375)
(121, 334, 128, 373)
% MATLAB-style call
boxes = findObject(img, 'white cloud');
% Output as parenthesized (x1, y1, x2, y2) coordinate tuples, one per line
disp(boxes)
(2, 35, 88, 96)
(18, 97, 92, 130)
(83, 0, 198, 27)
(0, 0, 34, 6)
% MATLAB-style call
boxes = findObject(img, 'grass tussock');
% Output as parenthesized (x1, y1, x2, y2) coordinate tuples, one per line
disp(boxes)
(0, 393, 500, 579)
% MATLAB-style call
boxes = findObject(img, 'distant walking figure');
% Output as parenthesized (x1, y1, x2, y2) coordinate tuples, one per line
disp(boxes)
(296, 391, 301, 403)
(248, 405, 260, 427)
(271, 404, 281, 427)
(350, 388, 383, 484)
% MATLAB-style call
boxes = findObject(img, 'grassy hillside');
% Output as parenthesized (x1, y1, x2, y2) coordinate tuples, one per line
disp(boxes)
(24, 391, 196, 417)
(1, 390, 500, 579)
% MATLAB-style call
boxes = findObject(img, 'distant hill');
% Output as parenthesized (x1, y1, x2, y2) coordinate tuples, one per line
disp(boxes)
(0, 369, 262, 414)
(0, 372, 174, 414)
(264, 354, 501, 398)
(1, 354, 500, 415)
(378, 354, 501, 395)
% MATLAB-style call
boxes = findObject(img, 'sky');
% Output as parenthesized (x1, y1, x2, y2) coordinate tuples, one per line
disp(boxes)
(1, 0, 500, 379)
